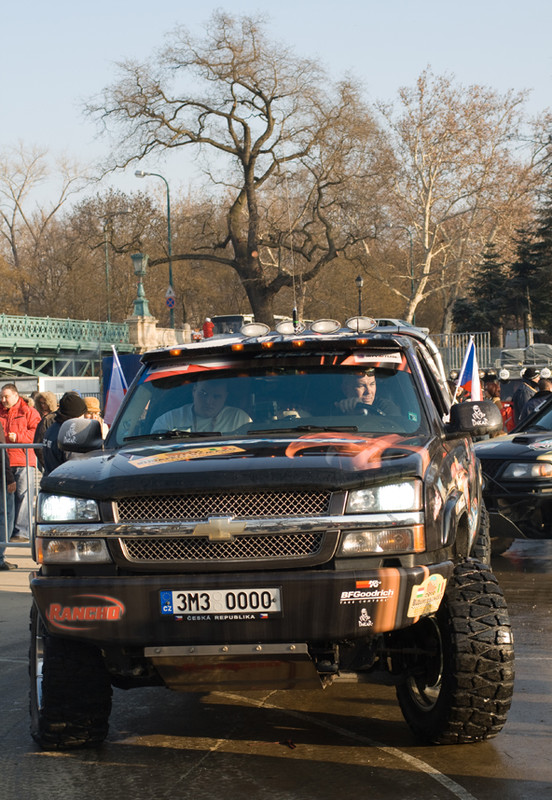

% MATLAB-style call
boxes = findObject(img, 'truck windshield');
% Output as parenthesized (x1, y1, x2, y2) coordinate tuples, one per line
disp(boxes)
(109, 354, 428, 446)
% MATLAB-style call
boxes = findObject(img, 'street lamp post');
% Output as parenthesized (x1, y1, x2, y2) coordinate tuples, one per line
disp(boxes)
(355, 275, 364, 316)
(135, 170, 174, 328)
(102, 210, 129, 323)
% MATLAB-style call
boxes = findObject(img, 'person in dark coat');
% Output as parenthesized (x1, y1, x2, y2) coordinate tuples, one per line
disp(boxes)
(42, 392, 87, 476)
(33, 391, 58, 470)
(512, 367, 540, 424)
(520, 377, 552, 420)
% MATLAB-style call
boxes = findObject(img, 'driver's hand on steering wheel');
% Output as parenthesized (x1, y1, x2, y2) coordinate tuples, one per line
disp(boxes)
(335, 397, 369, 414)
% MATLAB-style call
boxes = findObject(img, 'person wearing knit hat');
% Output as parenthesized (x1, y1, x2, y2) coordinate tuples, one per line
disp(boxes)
(83, 396, 109, 437)
(41, 392, 87, 476)
(512, 366, 540, 424)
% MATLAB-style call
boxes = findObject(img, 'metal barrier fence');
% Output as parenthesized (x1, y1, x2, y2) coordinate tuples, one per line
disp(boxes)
(431, 331, 492, 374)
(0, 442, 39, 551)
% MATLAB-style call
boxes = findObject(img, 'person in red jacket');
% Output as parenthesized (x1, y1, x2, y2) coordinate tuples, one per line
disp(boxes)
(202, 317, 215, 338)
(0, 425, 17, 570)
(0, 384, 41, 542)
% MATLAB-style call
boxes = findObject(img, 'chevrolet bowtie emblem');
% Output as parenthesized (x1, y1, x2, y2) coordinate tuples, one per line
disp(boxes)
(192, 516, 246, 542)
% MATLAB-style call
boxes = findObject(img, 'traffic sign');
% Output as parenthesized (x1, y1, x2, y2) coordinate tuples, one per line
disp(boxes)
(166, 296, 175, 308)
(165, 285, 176, 299)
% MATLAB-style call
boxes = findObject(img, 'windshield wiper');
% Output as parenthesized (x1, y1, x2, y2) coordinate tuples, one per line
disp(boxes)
(124, 430, 221, 442)
(246, 424, 359, 435)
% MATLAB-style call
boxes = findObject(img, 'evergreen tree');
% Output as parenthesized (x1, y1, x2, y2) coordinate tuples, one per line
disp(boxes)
(453, 242, 509, 345)
(508, 226, 548, 343)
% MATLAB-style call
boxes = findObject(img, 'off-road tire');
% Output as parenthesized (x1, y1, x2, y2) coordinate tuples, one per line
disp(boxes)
(472, 503, 491, 564)
(394, 560, 515, 744)
(29, 603, 112, 750)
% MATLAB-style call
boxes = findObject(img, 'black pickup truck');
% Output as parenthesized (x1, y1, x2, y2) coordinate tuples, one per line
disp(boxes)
(29, 318, 514, 749)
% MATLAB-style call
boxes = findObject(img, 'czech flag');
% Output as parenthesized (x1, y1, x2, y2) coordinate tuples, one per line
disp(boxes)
(104, 346, 128, 425)
(455, 337, 482, 401)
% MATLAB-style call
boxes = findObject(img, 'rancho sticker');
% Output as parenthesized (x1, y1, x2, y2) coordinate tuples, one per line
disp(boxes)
(407, 574, 447, 617)
(46, 595, 125, 631)
(130, 445, 245, 468)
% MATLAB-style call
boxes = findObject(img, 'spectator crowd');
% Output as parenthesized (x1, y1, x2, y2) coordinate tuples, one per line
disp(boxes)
(0, 385, 108, 570)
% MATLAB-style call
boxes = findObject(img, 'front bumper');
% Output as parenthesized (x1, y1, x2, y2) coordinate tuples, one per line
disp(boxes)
(30, 561, 453, 648)
(484, 483, 552, 540)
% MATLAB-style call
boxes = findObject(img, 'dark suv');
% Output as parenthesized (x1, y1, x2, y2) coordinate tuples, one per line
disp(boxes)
(29, 318, 514, 750)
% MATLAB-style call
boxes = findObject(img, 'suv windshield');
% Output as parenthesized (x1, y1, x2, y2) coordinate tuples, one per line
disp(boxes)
(109, 351, 428, 446)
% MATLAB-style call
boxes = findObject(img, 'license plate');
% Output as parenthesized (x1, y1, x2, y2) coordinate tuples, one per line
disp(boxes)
(160, 587, 282, 616)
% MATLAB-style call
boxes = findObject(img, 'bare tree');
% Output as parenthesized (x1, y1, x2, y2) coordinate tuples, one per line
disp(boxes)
(370, 70, 544, 329)
(0, 143, 90, 314)
(87, 12, 388, 324)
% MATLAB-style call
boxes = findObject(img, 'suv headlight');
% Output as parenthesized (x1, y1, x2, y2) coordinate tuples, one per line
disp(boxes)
(340, 525, 425, 555)
(37, 538, 111, 564)
(38, 494, 100, 523)
(346, 480, 422, 513)
(501, 462, 552, 479)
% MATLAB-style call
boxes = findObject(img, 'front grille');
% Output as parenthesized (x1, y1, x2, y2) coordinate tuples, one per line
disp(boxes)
(479, 459, 503, 481)
(116, 491, 331, 522)
(120, 531, 324, 563)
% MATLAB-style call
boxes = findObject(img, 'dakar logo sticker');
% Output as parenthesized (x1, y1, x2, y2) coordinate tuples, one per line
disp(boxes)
(407, 574, 447, 618)
(471, 405, 489, 427)
(46, 594, 126, 631)
(358, 608, 374, 628)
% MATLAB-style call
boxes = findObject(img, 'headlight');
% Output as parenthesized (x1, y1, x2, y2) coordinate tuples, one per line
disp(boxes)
(346, 480, 422, 513)
(340, 525, 425, 555)
(501, 462, 552, 479)
(38, 494, 100, 523)
(37, 538, 111, 564)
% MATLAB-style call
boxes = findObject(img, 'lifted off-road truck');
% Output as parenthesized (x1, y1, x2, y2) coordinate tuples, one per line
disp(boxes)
(30, 318, 514, 749)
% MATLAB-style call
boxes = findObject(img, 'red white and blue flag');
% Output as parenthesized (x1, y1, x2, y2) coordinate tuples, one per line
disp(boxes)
(104, 346, 128, 425)
(455, 337, 482, 401)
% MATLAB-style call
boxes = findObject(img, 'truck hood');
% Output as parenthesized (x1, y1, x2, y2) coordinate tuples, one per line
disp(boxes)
(41, 431, 434, 499)
(475, 430, 552, 461)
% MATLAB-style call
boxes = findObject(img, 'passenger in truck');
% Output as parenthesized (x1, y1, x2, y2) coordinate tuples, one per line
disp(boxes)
(152, 379, 251, 433)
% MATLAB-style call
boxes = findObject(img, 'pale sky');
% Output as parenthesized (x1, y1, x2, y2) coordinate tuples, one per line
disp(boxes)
(3, 0, 552, 202)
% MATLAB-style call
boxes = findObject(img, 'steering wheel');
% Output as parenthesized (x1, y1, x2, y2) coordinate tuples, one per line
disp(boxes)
(354, 402, 384, 416)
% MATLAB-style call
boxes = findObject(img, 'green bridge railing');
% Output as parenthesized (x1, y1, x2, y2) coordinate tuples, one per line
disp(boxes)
(0, 315, 132, 350)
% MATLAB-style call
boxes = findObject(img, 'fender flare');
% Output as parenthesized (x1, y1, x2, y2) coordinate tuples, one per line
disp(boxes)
(442, 490, 467, 550)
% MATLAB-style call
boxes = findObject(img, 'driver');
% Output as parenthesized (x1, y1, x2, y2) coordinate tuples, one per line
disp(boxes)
(152, 379, 251, 433)
(334, 370, 396, 416)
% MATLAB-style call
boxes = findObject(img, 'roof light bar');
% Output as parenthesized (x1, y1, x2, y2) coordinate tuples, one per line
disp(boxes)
(310, 319, 341, 334)
(345, 316, 377, 333)
(240, 322, 271, 337)
(275, 320, 306, 334)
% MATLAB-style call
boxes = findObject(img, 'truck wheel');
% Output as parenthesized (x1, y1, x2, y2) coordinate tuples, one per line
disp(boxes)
(395, 560, 514, 744)
(29, 603, 112, 750)
(472, 503, 491, 564)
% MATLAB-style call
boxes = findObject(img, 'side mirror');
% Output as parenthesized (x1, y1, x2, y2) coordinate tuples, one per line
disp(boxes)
(445, 400, 503, 438)
(58, 418, 103, 453)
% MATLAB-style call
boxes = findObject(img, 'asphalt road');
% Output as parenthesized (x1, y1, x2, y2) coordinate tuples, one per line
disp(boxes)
(1, 541, 551, 800)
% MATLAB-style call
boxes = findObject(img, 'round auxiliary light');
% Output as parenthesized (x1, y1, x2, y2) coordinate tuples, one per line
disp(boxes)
(240, 322, 271, 337)
(310, 319, 341, 334)
(345, 316, 377, 333)
(541, 367, 551, 379)
(499, 368, 510, 380)
(275, 320, 306, 334)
